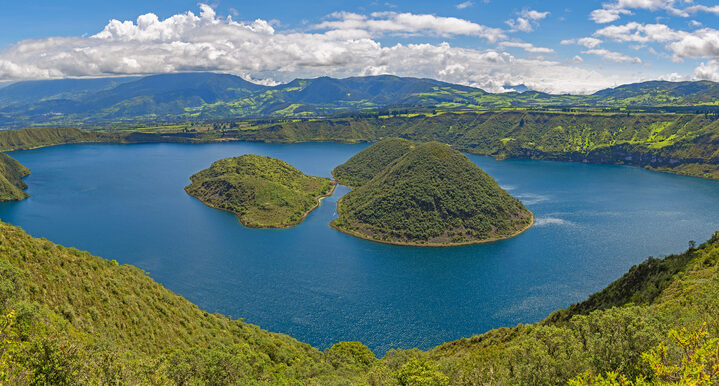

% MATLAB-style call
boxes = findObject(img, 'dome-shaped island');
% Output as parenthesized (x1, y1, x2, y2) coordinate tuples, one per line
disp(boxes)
(186, 154, 335, 228)
(331, 139, 533, 246)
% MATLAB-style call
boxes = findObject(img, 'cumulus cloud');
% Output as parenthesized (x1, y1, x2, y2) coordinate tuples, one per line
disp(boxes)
(313, 11, 505, 41)
(595, 22, 687, 43)
(506, 9, 549, 32)
(582, 49, 643, 63)
(669, 29, 719, 59)
(561, 37, 603, 48)
(0, 4, 637, 94)
(499, 41, 555, 53)
(693, 60, 719, 81)
(590, 0, 719, 23)
(590, 8, 633, 23)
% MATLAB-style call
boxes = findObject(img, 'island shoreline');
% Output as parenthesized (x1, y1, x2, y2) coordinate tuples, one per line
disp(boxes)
(185, 179, 337, 229)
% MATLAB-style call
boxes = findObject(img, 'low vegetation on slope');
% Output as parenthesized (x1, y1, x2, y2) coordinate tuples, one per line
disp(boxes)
(0, 221, 718, 384)
(185, 154, 335, 227)
(332, 137, 414, 187)
(332, 141, 533, 245)
(0, 153, 29, 201)
(0, 127, 116, 152)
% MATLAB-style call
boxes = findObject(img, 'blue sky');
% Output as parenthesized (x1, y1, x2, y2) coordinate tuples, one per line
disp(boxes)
(1, 0, 718, 93)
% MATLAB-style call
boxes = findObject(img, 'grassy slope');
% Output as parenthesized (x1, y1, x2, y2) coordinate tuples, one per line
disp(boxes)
(332, 142, 533, 245)
(0, 222, 717, 383)
(185, 154, 334, 228)
(0, 153, 30, 201)
(0, 127, 118, 151)
(332, 137, 414, 188)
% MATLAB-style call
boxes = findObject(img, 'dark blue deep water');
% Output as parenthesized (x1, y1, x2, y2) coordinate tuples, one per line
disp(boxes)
(2, 142, 719, 354)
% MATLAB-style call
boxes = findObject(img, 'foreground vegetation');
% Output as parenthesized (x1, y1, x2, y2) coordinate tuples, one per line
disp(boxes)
(333, 140, 533, 245)
(185, 154, 335, 228)
(0, 219, 717, 384)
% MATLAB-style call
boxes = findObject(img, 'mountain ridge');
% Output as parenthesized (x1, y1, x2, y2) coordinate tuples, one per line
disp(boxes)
(2, 72, 719, 126)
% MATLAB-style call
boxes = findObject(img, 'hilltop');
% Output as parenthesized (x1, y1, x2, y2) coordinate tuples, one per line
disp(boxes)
(332, 137, 414, 187)
(332, 141, 533, 246)
(185, 154, 335, 228)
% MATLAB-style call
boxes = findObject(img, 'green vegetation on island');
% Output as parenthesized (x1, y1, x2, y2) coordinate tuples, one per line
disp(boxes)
(1, 220, 718, 384)
(332, 141, 533, 245)
(332, 137, 414, 187)
(0, 153, 30, 201)
(185, 154, 335, 228)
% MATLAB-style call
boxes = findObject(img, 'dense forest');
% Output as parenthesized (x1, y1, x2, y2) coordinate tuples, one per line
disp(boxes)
(1, 220, 717, 384)
(332, 141, 532, 245)
(332, 137, 415, 188)
(185, 154, 335, 228)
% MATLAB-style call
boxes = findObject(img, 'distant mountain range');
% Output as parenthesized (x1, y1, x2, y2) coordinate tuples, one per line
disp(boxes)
(1, 72, 718, 126)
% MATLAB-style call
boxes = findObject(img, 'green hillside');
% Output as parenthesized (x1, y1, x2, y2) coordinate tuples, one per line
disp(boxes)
(333, 137, 414, 187)
(332, 142, 533, 246)
(1, 220, 717, 384)
(234, 111, 719, 180)
(0, 127, 117, 152)
(0, 153, 30, 201)
(185, 154, 335, 227)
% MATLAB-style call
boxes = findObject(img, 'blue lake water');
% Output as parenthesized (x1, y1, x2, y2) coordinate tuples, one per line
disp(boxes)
(2, 142, 719, 354)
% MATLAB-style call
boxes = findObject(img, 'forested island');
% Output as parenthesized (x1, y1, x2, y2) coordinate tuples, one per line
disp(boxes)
(331, 139, 533, 246)
(185, 154, 335, 228)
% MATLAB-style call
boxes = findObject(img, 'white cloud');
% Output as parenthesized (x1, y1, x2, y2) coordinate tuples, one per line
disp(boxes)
(658, 72, 688, 81)
(314, 11, 505, 41)
(683, 5, 719, 15)
(693, 60, 719, 81)
(505, 17, 533, 32)
(522, 9, 550, 20)
(589, 8, 633, 23)
(561, 37, 603, 48)
(0, 5, 637, 94)
(582, 49, 643, 63)
(589, 0, 719, 24)
(669, 28, 719, 59)
(595, 22, 687, 43)
(456, 1, 474, 10)
(499, 41, 555, 53)
(506, 9, 549, 32)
